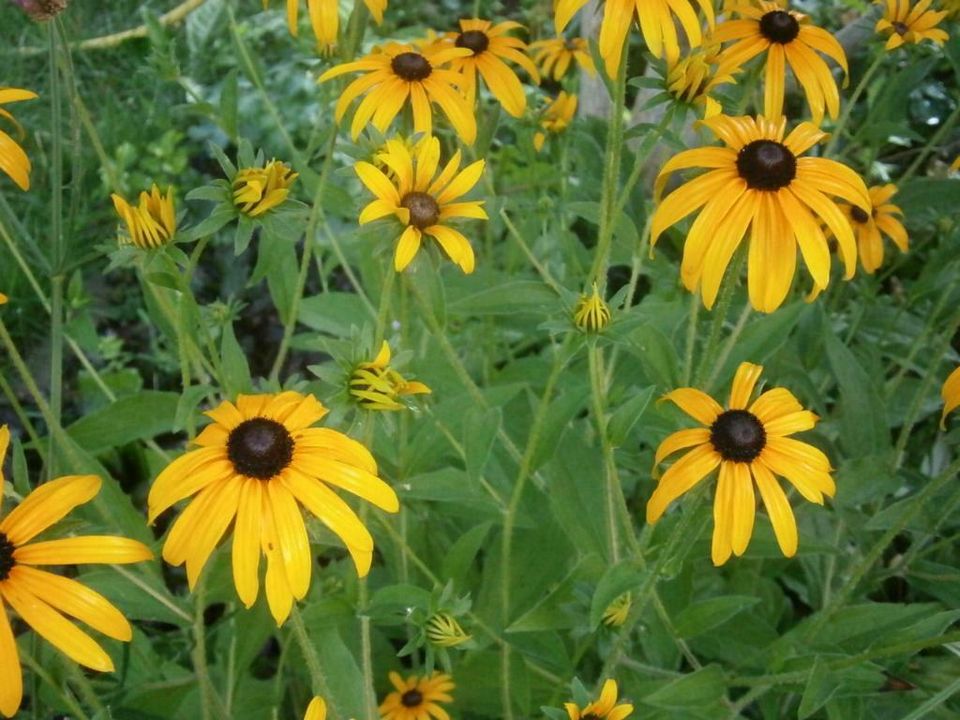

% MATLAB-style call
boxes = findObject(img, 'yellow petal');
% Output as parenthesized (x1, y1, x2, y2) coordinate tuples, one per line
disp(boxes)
(266, 481, 312, 600)
(14, 536, 153, 566)
(712, 461, 735, 566)
(647, 444, 722, 523)
(0, 475, 100, 546)
(232, 479, 263, 608)
(661, 388, 723, 426)
(304, 697, 327, 720)
(751, 461, 798, 557)
(291, 455, 399, 512)
(0, 598, 22, 718)
(728, 362, 763, 410)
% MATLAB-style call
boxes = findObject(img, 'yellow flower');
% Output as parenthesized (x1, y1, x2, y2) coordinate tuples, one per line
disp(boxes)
(649, 362, 836, 564)
(666, 47, 735, 118)
(233, 160, 298, 217)
(379, 671, 454, 720)
(843, 184, 908, 274)
(263, 0, 387, 51)
(714, 1, 848, 123)
(444, 19, 540, 117)
(355, 136, 486, 273)
(602, 592, 632, 627)
(876, 0, 949, 50)
(942, 366, 960, 428)
(651, 114, 870, 312)
(111, 184, 177, 250)
(350, 341, 431, 411)
(565, 679, 634, 720)
(319, 42, 477, 144)
(147, 391, 399, 626)
(0, 293, 6, 305)
(425, 612, 472, 647)
(534, 91, 578, 152)
(529, 36, 596, 81)
(572, 282, 611, 332)
(0, 447, 153, 718)
(952, 155, 960, 173)
(0, 87, 37, 191)
(304, 697, 326, 720)
(555, 0, 715, 77)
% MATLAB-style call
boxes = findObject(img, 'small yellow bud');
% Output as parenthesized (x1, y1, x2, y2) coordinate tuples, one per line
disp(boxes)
(602, 591, 632, 627)
(232, 160, 298, 217)
(425, 612, 472, 648)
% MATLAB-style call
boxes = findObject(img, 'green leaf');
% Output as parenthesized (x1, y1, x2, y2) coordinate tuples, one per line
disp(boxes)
(895, 179, 960, 218)
(66, 391, 180, 453)
(799, 656, 839, 719)
(448, 280, 556, 316)
(642, 665, 726, 710)
(463, 406, 500, 482)
(220, 320, 252, 395)
(624, 324, 679, 388)
(589, 562, 646, 629)
(673, 595, 761, 639)
(607, 385, 655, 447)
(220, 68, 238, 139)
(824, 326, 888, 456)
(300, 292, 369, 336)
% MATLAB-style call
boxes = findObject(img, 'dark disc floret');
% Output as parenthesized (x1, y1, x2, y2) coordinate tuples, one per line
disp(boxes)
(401, 191, 441, 229)
(710, 409, 767, 462)
(759, 10, 801, 44)
(391, 52, 433, 81)
(0, 532, 15, 581)
(850, 205, 871, 224)
(456, 29, 490, 54)
(227, 418, 294, 480)
(401, 689, 424, 707)
(736, 140, 797, 190)
(892, 21, 909, 36)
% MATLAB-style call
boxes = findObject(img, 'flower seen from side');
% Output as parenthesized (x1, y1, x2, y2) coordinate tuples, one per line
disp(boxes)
(529, 36, 596, 81)
(0, 293, 6, 305)
(843, 184, 908, 274)
(666, 46, 735, 118)
(319, 42, 477, 144)
(651, 114, 870, 312)
(572, 283, 611, 332)
(425, 611, 472, 648)
(147, 391, 399, 626)
(942, 366, 960, 428)
(0, 87, 38, 191)
(233, 160, 299, 217)
(564, 678, 634, 720)
(355, 136, 486, 273)
(379, 671, 454, 720)
(111, 184, 177, 249)
(714, 1, 847, 123)
(263, 0, 387, 52)
(876, 0, 948, 50)
(534, 91, 578, 152)
(648, 362, 836, 565)
(350, 341, 431, 411)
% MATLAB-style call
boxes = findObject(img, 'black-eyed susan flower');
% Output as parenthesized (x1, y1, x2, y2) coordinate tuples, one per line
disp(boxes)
(0, 455, 153, 718)
(602, 592, 632, 627)
(649, 362, 836, 564)
(714, 1, 847, 123)
(666, 47, 735, 118)
(555, 0, 715, 77)
(534, 91, 578, 152)
(147, 391, 399, 626)
(844, 184, 908, 274)
(425, 611, 472, 648)
(111, 184, 177, 250)
(304, 696, 326, 720)
(651, 114, 870, 312)
(233, 160, 298, 218)
(876, 0, 948, 50)
(355, 136, 485, 273)
(446, 19, 541, 117)
(529, 36, 596, 81)
(350, 341, 431, 411)
(565, 679, 634, 720)
(0, 88, 37, 191)
(942, 367, 960, 428)
(319, 42, 477, 144)
(573, 283, 611, 332)
(263, 0, 387, 52)
(379, 671, 454, 720)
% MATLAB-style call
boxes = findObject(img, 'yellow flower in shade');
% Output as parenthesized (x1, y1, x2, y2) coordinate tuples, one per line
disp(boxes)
(534, 92, 578, 152)
(565, 679, 634, 720)
(876, 0, 948, 50)
(0, 88, 37, 191)
(555, 0, 715, 77)
(0, 293, 6, 305)
(379, 671, 454, 720)
(355, 136, 486, 273)
(942, 367, 960, 428)
(350, 341, 431, 411)
(304, 696, 326, 720)
(649, 362, 836, 564)
(602, 591, 632, 627)
(263, 0, 387, 51)
(425, 612, 472, 647)
(952, 156, 960, 173)
(111, 184, 177, 250)
(147, 391, 399, 626)
(233, 160, 299, 217)
(573, 283, 611, 332)
(319, 42, 477, 144)
(714, 1, 847, 123)
(651, 114, 870, 312)
(0, 460, 153, 717)
(843, 184, 908, 274)
(529, 36, 596, 81)
(446, 19, 541, 117)
(666, 47, 736, 118)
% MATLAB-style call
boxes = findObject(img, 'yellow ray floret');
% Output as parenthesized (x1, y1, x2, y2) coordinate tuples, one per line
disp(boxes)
(534, 91, 578, 152)
(304, 697, 327, 720)
(841, 183, 908, 274)
(564, 678, 635, 720)
(111, 184, 177, 249)
(350, 340, 431, 411)
(233, 160, 298, 217)
(0, 87, 38, 191)
(942, 366, 960, 429)
(529, 36, 596, 81)
(379, 671, 455, 720)
(876, 0, 949, 50)
(263, 0, 387, 51)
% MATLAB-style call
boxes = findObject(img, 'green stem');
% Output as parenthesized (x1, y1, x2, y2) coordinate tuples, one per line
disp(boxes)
(704, 303, 753, 393)
(825, 51, 884, 157)
(47, 22, 65, 479)
(589, 344, 621, 562)
(289, 605, 339, 719)
(682, 292, 700, 385)
(192, 579, 227, 720)
(694, 252, 744, 386)
(373, 267, 396, 347)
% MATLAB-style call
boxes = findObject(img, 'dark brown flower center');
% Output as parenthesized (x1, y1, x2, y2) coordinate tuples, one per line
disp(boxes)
(0, 532, 15, 581)
(736, 140, 797, 190)
(759, 10, 800, 44)
(401, 689, 424, 707)
(892, 21, 909, 35)
(850, 205, 871, 223)
(455, 30, 490, 55)
(391, 52, 433, 81)
(401, 191, 440, 229)
(226, 418, 294, 480)
(711, 410, 766, 462)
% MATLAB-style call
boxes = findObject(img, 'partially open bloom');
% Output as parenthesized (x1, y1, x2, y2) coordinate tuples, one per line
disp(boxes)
(0, 88, 37, 191)
(602, 592, 632, 627)
(534, 92, 578, 152)
(355, 136, 486, 273)
(379, 672, 454, 720)
(572, 283, 611, 332)
(263, 0, 387, 51)
(304, 697, 326, 720)
(111, 184, 177, 249)
(843, 184, 908, 274)
(666, 47, 735, 118)
(446, 19, 540, 117)
(147, 392, 399, 626)
(649, 362, 836, 564)
(555, 0, 715, 77)
(876, 0, 948, 50)
(529, 36, 596, 80)
(350, 341, 431, 410)
(319, 42, 476, 143)
(233, 160, 298, 217)
(942, 367, 960, 428)
(565, 679, 634, 720)
(425, 612, 472, 647)
(0, 445, 153, 718)
(651, 114, 870, 312)
(714, 1, 847, 123)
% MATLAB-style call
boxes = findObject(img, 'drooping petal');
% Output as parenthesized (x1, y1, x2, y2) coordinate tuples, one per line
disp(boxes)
(0, 475, 100, 546)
